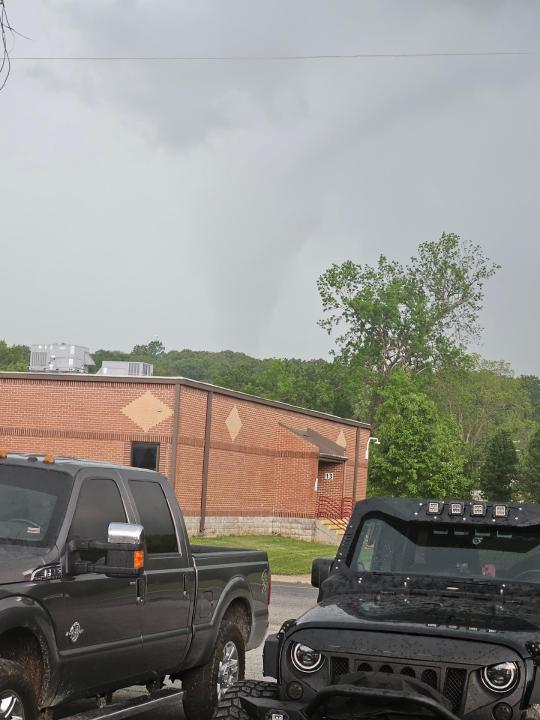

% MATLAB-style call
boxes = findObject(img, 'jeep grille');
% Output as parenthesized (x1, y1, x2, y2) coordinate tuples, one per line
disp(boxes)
(329, 656, 468, 712)
(443, 668, 467, 712)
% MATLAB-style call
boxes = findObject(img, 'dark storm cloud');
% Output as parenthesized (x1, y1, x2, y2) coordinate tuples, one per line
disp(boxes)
(2, 1, 540, 370)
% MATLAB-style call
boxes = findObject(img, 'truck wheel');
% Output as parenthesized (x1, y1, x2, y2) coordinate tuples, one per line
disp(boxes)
(182, 621, 245, 720)
(0, 659, 38, 720)
(214, 680, 278, 719)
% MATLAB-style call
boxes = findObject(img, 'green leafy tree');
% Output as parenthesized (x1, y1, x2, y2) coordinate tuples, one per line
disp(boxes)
(216, 357, 352, 416)
(369, 371, 469, 498)
(318, 233, 499, 423)
(156, 349, 255, 382)
(0, 340, 29, 371)
(478, 429, 518, 502)
(516, 428, 540, 502)
(426, 356, 534, 477)
(210, 354, 264, 391)
(519, 375, 540, 425)
(132, 339, 166, 358)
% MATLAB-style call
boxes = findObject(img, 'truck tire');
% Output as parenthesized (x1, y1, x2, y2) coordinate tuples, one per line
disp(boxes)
(214, 680, 278, 719)
(182, 621, 246, 720)
(0, 659, 38, 720)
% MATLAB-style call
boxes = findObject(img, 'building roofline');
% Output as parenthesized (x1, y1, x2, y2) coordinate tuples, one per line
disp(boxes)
(280, 423, 349, 462)
(0, 372, 371, 430)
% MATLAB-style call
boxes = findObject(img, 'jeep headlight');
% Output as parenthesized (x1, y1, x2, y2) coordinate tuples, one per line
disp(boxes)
(290, 643, 325, 673)
(480, 662, 519, 693)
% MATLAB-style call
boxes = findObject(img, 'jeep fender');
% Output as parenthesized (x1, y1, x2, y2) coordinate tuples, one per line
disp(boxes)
(524, 659, 540, 708)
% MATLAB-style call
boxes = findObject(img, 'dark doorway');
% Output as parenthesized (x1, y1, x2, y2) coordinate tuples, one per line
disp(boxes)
(131, 442, 160, 471)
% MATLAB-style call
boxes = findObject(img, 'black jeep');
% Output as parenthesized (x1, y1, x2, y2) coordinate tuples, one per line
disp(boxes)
(217, 497, 540, 720)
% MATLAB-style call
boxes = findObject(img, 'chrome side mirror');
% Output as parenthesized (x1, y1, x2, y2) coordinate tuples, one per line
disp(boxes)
(105, 522, 145, 578)
(108, 522, 144, 545)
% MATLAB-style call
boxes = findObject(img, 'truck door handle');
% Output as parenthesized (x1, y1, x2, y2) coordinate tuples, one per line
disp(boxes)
(183, 574, 189, 598)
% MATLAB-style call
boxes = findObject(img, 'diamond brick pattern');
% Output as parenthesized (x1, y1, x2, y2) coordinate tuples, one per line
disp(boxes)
(336, 429, 347, 448)
(225, 405, 243, 442)
(121, 391, 173, 432)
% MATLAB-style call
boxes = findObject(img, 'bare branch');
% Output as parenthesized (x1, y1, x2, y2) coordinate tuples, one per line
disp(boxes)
(0, 0, 15, 91)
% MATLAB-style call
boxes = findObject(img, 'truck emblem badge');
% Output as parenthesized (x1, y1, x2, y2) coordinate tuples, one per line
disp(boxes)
(66, 622, 84, 644)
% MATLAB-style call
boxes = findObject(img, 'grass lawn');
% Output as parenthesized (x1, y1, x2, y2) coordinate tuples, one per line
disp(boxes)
(190, 534, 337, 575)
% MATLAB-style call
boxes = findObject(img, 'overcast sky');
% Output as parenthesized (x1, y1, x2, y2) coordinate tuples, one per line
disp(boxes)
(2, 1, 539, 374)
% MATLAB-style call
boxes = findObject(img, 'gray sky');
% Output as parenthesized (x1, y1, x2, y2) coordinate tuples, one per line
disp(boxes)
(2, 1, 540, 373)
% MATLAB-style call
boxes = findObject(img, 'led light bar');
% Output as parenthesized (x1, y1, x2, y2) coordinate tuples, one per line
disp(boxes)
(471, 503, 486, 517)
(427, 501, 443, 515)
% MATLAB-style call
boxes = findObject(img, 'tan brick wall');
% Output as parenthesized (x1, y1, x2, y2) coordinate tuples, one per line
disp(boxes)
(0, 376, 370, 520)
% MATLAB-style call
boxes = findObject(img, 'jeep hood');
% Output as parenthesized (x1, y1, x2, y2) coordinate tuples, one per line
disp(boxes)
(297, 591, 540, 635)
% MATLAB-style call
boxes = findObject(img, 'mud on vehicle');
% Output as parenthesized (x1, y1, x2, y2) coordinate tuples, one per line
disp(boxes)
(217, 497, 540, 720)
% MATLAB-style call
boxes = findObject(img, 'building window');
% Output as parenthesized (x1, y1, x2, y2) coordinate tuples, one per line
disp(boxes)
(131, 442, 160, 471)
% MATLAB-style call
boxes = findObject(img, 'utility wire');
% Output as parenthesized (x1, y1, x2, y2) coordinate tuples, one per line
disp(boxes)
(9, 49, 540, 62)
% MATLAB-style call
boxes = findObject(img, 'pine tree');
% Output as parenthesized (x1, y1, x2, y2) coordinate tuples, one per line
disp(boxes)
(478, 430, 518, 502)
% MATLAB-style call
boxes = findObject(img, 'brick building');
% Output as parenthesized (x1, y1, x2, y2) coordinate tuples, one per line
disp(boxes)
(0, 373, 370, 540)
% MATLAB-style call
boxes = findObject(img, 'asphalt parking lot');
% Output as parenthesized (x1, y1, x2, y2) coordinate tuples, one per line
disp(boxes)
(60, 582, 318, 720)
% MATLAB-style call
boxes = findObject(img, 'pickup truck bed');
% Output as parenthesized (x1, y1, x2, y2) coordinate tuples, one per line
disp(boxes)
(186, 545, 270, 667)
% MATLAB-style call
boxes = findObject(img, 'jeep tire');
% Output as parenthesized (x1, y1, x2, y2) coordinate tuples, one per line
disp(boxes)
(0, 659, 38, 720)
(182, 621, 245, 720)
(215, 680, 278, 719)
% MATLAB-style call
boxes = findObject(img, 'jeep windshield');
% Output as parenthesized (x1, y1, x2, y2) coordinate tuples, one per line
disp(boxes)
(352, 514, 540, 584)
(0, 465, 73, 549)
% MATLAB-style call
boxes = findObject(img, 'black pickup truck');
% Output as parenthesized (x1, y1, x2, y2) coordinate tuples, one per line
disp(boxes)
(218, 497, 540, 720)
(0, 452, 269, 720)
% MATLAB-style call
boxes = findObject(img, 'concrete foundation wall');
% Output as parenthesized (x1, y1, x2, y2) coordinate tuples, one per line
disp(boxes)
(185, 515, 341, 546)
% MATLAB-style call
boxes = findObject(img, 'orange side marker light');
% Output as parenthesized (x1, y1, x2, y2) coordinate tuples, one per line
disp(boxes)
(43, 454, 55, 464)
(133, 550, 145, 570)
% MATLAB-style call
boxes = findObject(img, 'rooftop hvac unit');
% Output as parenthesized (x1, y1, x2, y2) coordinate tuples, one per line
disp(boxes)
(98, 361, 154, 377)
(29, 344, 95, 373)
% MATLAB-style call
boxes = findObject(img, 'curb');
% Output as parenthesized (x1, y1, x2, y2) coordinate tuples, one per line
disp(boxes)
(272, 574, 312, 585)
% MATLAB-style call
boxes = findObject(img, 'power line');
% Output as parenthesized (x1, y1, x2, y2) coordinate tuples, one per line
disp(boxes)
(9, 49, 540, 62)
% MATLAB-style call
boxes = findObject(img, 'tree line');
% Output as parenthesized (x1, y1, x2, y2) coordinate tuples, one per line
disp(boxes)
(2, 233, 539, 502)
